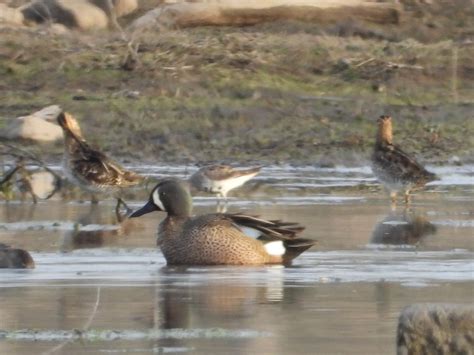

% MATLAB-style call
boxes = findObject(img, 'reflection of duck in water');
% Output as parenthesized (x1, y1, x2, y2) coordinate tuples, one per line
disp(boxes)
(131, 179, 315, 265)
(370, 210, 437, 245)
(0, 243, 35, 269)
(60, 204, 137, 251)
(157, 267, 285, 327)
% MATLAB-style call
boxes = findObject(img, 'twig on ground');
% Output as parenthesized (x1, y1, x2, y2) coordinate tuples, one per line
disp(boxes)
(0, 142, 62, 180)
(41, 287, 102, 355)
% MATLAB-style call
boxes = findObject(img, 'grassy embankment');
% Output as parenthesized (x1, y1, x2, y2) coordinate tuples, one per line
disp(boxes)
(0, 3, 473, 166)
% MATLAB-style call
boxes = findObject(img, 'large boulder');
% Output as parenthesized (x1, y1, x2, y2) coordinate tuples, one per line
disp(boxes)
(16, 169, 60, 200)
(397, 303, 474, 355)
(0, 4, 25, 26)
(0, 0, 138, 31)
(0, 105, 63, 142)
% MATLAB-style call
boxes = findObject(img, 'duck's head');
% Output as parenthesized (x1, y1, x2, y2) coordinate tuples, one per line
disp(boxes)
(130, 179, 192, 218)
(376, 115, 393, 144)
(0, 245, 35, 269)
(11, 249, 35, 269)
(56, 112, 84, 140)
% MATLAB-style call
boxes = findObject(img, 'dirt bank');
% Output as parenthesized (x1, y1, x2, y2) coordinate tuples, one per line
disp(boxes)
(0, 2, 473, 166)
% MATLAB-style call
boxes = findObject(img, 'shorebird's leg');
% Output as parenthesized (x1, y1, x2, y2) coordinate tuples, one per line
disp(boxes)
(390, 202, 397, 213)
(216, 195, 221, 212)
(390, 191, 398, 207)
(29, 190, 37, 204)
(90, 193, 99, 204)
(115, 198, 122, 222)
(115, 198, 129, 222)
(215, 193, 226, 213)
(218, 192, 228, 213)
(18, 165, 37, 204)
(404, 190, 411, 205)
(216, 204, 227, 213)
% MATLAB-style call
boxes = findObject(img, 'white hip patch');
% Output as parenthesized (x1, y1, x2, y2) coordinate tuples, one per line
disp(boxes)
(264, 241, 285, 256)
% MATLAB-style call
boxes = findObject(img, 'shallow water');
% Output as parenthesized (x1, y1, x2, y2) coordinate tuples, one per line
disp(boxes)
(0, 165, 473, 354)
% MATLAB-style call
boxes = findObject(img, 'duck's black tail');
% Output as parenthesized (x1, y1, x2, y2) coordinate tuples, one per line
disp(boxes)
(282, 238, 317, 264)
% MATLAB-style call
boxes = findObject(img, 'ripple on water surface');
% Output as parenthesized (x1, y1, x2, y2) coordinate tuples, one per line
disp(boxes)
(0, 249, 472, 288)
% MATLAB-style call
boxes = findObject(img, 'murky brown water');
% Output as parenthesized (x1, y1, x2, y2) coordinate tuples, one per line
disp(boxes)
(0, 165, 473, 354)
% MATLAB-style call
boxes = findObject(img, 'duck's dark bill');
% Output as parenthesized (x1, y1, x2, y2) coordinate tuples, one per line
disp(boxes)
(129, 201, 160, 218)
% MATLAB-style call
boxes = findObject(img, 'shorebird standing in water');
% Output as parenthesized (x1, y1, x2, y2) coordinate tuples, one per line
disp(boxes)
(189, 164, 261, 210)
(54, 112, 144, 212)
(371, 115, 437, 204)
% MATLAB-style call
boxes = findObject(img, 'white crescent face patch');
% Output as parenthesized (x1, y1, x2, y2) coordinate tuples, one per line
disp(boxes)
(152, 188, 166, 211)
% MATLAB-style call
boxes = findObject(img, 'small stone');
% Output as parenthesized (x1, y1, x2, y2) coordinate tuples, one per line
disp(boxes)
(448, 155, 462, 166)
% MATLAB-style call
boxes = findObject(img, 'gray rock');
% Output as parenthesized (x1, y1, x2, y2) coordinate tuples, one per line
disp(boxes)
(397, 303, 474, 355)
(16, 170, 60, 200)
(0, 4, 24, 25)
(19, 0, 137, 30)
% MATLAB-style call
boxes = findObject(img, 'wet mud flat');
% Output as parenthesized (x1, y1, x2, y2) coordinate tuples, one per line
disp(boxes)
(0, 165, 473, 354)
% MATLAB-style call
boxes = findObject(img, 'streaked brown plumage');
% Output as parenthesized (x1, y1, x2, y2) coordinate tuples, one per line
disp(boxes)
(189, 165, 261, 200)
(0, 243, 35, 269)
(56, 112, 143, 200)
(130, 179, 315, 266)
(371, 115, 437, 204)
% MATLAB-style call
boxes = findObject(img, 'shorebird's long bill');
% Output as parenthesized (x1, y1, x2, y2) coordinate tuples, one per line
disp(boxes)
(129, 201, 161, 218)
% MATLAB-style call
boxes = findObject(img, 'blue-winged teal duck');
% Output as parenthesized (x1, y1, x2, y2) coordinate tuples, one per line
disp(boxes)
(55, 112, 144, 203)
(371, 115, 437, 204)
(189, 165, 261, 201)
(130, 179, 315, 265)
(0, 243, 35, 269)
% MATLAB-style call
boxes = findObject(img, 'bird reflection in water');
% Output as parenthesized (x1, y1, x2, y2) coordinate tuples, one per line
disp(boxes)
(155, 265, 285, 329)
(60, 203, 138, 251)
(370, 208, 437, 246)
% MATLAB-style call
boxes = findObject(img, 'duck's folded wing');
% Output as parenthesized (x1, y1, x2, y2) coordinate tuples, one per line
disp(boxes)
(189, 213, 304, 241)
(226, 213, 305, 240)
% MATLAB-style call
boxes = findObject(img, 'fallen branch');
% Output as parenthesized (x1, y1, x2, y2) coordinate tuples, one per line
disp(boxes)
(129, 1, 400, 33)
(386, 61, 424, 70)
(0, 142, 62, 180)
(41, 287, 102, 355)
(0, 143, 63, 202)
